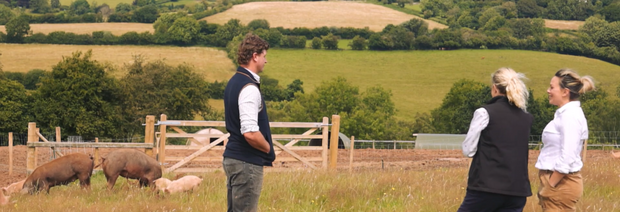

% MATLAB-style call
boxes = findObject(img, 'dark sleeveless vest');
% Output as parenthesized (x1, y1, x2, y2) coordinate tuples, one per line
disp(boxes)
(467, 96, 533, 197)
(223, 67, 275, 166)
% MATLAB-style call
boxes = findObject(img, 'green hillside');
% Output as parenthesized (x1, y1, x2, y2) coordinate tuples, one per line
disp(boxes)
(265, 49, 620, 121)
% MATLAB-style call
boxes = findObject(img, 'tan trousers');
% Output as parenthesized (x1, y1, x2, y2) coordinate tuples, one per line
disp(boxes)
(537, 170, 583, 212)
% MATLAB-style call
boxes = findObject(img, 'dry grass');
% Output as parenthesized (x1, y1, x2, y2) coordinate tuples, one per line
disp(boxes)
(202, 1, 447, 32)
(0, 23, 154, 36)
(0, 43, 235, 81)
(544, 19, 585, 30)
(1, 150, 618, 211)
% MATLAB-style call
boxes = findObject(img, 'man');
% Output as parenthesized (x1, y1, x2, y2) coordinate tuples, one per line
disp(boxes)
(222, 33, 275, 212)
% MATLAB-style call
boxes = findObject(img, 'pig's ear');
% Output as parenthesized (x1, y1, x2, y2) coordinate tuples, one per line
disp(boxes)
(1, 188, 6, 196)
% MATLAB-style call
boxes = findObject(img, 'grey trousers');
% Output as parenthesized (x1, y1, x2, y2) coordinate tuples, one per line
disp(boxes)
(223, 157, 264, 212)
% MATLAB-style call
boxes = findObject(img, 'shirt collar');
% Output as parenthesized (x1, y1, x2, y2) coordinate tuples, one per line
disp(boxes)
(557, 101, 581, 114)
(242, 67, 261, 83)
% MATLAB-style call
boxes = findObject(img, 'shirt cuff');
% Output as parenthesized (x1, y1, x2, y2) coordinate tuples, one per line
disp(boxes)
(241, 125, 260, 134)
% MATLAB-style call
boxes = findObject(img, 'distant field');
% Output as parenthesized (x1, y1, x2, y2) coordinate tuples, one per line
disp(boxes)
(544, 19, 584, 30)
(3, 44, 620, 121)
(0, 23, 154, 36)
(0, 43, 235, 81)
(59, 0, 132, 8)
(203, 2, 447, 32)
(264, 49, 620, 120)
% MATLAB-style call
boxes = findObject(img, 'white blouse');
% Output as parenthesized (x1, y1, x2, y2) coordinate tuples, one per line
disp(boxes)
(535, 101, 588, 174)
(462, 108, 489, 157)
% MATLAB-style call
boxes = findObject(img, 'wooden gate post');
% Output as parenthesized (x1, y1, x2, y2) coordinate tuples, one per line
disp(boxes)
(159, 114, 167, 163)
(329, 115, 340, 170)
(321, 117, 329, 169)
(349, 136, 354, 172)
(144, 115, 155, 157)
(27, 122, 39, 175)
(55, 127, 61, 142)
(9, 132, 13, 175)
(94, 137, 100, 170)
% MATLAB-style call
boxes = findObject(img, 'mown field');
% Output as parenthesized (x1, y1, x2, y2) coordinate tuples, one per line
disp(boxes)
(203, 1, 447, 32)
(0, 43, 235, 80)
(0, 150, 619, 211)
(0, 23, 154, 36)
(58, 0, 133, 8)
(3, 43, 620, 120)
(543, 19, 585, 31)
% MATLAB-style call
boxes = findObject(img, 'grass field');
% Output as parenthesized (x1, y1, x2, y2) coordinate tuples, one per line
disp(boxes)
(544, 19, 585, 31)
(2, 152, 619, 211)
(3, 44, 620, 121)
(202, 2, 447, 32)
(264, 49, 620, 120)
(0, 23, 154, 36)
(0, 43, 234, 80)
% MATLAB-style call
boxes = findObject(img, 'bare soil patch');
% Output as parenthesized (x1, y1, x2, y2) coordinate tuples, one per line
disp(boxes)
(203, 1, 447, 31)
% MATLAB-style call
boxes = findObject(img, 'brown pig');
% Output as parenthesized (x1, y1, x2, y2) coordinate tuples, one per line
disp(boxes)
(2, 179, 25, 195)
(101, 149, 162, 190)
(22, 153, 94, 194)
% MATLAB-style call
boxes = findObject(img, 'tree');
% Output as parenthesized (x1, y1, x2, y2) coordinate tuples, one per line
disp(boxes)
(478, 7, 500, 27)
(0, 4, 14, 25)
(30, 0, 51, 13)
(167, 17, 199, 44)
(214, 19, 247, 47)
(600, 3, 620, 22)
(69, 0, 91, 15)
(115, 2, 132, 13)
(580, 16, 608, 38)
(431, 79, 491, 134)
(517, 0, 542, 18)
(51, 0, 60, 8)
(0, 78, 30, 133)
(349, 35, 367, 50)
(32, 51, 124, 139)
(593, 22, 620, 50)
(5, 15, 30, 43)
(247, 19, 270, 30)
(119, 56, 215, 134)
(321, 33, 338, 50)
(400, 18, 428, 37)
(311, 37, 322, 49)
(132, 5, 158, 23)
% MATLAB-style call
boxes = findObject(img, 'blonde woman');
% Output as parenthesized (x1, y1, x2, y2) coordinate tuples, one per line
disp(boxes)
(458, 68, 533, 212)
(536, 69, 595, 211)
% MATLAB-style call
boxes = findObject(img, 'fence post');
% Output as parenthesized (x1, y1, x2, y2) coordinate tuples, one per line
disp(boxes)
(394, 140, 397, 150)
(159, 114, 167, 163)
(144, 115, 155, 157)
(55, 127, 61, 142)
(581, 139, 588, 163)
(9, 132, 13, 175)
(372, 141, 375, 149)
(27, 122, 38, 175)
(321, 117, 329, 169)
(329, 115, 340, 170)
(94, 137, 100, 170)
(349, 136, 354, 172)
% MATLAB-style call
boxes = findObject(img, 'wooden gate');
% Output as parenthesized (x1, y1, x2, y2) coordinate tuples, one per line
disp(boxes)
(152, 115, 338, 173)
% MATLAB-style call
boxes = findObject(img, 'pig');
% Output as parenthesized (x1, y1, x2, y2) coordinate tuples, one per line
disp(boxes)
(153, 178, 172, 193)
(1, 188, 9, 206)
(101, 149, 162, 190)
(2, 179, 24, 195)
(22, 153, 94, 194)
(154, 175, 202, 194)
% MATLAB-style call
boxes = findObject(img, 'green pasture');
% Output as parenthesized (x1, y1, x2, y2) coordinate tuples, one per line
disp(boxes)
(305, 39, 353, 50)
(265, 49, 620, 121)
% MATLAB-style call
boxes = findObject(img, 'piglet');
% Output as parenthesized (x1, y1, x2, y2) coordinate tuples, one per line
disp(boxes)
(3, 179, 25, 195)
(155, 175, 202, 194)
(1, 188, 10, 206)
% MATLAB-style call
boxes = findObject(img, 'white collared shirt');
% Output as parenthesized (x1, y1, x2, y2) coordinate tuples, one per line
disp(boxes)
(462, 108, 490, 157)
(239, 68, 262, 134)
(535, 101, 588, 174)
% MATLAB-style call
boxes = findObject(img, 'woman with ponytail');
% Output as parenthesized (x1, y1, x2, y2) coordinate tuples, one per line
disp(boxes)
(458, 68, 533, 212)
(536, 69, 595, 211)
